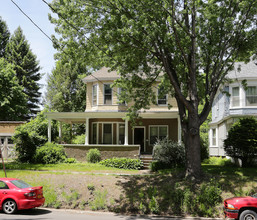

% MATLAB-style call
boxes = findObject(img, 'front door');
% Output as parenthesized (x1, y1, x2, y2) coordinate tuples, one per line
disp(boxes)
(134, 127, 145, 153)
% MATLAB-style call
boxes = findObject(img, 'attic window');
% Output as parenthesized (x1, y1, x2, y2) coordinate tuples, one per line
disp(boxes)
(92, 84, 97, 106)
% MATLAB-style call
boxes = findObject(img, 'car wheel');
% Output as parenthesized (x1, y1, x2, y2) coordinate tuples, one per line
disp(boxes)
(240, 210, 257, 220)
(2, 200, 17, 214)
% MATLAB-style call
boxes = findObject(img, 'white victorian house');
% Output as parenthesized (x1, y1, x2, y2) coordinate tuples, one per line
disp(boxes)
(209, 59, 257, 156)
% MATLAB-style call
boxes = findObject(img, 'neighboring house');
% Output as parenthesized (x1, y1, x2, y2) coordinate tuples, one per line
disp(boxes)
(46, 67, 181, 160)
(209, 60, 257, 156)
(0, 121, 24, 158)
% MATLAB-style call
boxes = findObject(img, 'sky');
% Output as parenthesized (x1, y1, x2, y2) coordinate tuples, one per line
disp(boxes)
(0, 0, 57, 100)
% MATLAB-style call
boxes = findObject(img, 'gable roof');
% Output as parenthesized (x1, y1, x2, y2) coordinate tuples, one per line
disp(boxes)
(82, 67, 119, 83)
(226, 59, 257, 80)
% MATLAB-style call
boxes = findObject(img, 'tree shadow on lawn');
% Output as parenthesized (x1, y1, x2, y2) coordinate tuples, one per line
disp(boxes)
(112, 167, 257, 216)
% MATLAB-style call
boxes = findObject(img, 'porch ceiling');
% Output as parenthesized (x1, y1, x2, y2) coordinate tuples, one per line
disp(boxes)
(45, 111, 179, 124)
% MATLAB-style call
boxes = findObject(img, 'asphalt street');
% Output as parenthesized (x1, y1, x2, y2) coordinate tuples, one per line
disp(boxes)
(0, 208, 222, 220)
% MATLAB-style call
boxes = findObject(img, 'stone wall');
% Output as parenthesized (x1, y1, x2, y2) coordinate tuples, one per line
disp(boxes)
(63, 144, 140, 162)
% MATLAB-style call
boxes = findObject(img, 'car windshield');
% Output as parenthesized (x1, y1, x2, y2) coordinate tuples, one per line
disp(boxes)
(11, 180, 32, 189)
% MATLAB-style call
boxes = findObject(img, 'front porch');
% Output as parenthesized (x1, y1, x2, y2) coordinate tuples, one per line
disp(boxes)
(45, 111, 181, 157)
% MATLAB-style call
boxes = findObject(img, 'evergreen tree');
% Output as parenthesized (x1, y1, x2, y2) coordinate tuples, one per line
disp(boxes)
(45, 60, 87, 112)
(0, 58, 28, 120)
(0, 17, 10, 58)
(5, 27, 41, 119)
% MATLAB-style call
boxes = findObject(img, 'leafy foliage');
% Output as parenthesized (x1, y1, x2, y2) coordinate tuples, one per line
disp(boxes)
(34, 143, 67, 164)
(224, 117, 257, 167)
(45, 61, 87, 112)
(86, 149, 101, 163)
(13, 110, 58, 163)
(0, 58, 28, 120)
(5, 27, 41, 118)
(72, 134, 85, 144)
(100, 158, 143, 170)
(0, 17, 10, 57)
(152, 138, 185, 169)
(203, 157, 233, 166)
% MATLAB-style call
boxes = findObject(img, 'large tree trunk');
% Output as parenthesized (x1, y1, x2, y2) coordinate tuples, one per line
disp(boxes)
(181, 111, 202, 179)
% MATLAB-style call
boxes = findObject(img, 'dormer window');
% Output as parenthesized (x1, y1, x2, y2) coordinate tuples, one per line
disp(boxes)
(104, 84, 112, 105)
(231, 87, 239, 107)
(158, 85, 167, 105)
(246, 86, 257, 106)
(92, 84, 98, 106)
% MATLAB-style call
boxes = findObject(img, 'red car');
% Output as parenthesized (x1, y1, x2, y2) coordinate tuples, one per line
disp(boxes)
(0, 178, 45, 214)
(224, 194, 257, 220)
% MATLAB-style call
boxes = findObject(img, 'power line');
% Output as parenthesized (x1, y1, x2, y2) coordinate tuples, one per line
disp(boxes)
(10, 0, 53, 43)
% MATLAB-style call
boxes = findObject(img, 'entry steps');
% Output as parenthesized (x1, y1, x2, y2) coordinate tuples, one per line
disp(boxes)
(140, 155, 153, 169)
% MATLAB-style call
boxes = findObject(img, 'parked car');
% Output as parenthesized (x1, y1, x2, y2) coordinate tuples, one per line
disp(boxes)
(224, 194, 257, 220)
(0, 178, 45, 214)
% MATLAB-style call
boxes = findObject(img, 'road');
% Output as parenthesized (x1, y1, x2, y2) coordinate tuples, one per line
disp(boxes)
(0, 208, 222, 220)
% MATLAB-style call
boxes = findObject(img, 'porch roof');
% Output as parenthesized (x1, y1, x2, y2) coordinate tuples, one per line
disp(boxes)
(45, 111, 179, 124)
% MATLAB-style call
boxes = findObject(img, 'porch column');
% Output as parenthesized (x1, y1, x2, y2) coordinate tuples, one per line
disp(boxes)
(124, 118, 128, 145)
(59, 122, 62, 143)
(178, 117, 182, 143)
(85, 118, 89, 145)
(48, 119, 51, 143)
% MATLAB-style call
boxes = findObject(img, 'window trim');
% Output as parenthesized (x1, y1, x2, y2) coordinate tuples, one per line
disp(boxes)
(104, 84, 112, 105)
(92, 84, 98, 106)
(245, 85, 257, 107)
(102, 123, 113, 144)
(91, 122, 99, 144)
(117, 123, 125, 145)
(231, 86, 240, 107)
(157, 86, 168, 106)
(211, 128, 217, 147)
(149, 125, 169, 146)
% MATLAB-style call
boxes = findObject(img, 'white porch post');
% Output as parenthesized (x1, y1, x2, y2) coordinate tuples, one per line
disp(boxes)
(59, 122, 62, 143)
(85, 118, 89, 145)
(48, 119, 51, 143)
(178, 116, 182, 143)
(124, 118, 128, 145)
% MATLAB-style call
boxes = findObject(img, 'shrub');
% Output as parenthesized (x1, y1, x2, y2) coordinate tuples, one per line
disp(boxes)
(224, 117, 257, 167)
(100, 157, 143, 170)
(86, 149, 101, 163)
(34, 142, 67, 164)
(150, 161, 172, 171)
(72, 134, 85, 144)
(152, 138, 185, 170)
(13, 110, 58, 163)
(203, 157, 233, 166)
(64, 158, 77, 163)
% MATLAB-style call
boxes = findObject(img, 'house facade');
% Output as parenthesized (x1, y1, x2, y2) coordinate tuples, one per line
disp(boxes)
(209, 60, 257, 156)
(46, 67, 181, 159)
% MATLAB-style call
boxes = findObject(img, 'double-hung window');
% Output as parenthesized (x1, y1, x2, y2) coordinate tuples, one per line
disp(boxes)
(158, 86, 167, 105)
(104, 84, 112, 105)
(212, 128, 217, 146)
(231, 87, 239, 107)
(149, 126, 168, 145)
(246, 86, 257, 106)
(117, 88, 126, 105)
(92, 84, 97, 106)
(103, 124, 112, 144)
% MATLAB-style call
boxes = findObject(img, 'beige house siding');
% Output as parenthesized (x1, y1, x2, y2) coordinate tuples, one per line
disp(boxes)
(86, 81, 177, 112)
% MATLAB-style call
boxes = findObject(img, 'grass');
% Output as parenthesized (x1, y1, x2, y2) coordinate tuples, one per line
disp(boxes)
(0, 161, 141, 174)
(0, 161, 256, 217)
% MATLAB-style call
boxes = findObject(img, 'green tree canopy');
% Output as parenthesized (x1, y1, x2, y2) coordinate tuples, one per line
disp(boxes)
(0, 17, 10, 58)
(48, 0, 257, 178)
(5, 26, 41, 119)
(0, 58, 28, 120)
(224, 117, 257, 167)
(45, 60, 87, 112)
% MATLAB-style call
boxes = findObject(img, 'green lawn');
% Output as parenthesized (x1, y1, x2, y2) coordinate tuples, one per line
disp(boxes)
(0, 161, 141, 175)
